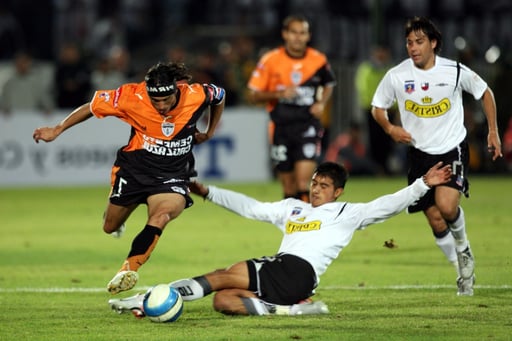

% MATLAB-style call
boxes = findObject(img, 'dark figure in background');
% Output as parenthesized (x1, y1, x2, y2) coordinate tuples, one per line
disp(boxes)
(354, 45, 395, 174)
(54, 43, 92, 108)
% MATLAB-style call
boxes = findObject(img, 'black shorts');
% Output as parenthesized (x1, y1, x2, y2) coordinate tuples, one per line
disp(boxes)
(407, 140, 469, 213)
(109, 167, 194, 208)
(246, 253, 317, 305)
(271, 121, 322, 172)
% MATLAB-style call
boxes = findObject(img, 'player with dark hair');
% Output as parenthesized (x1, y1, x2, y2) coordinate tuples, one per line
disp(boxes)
(33, 61, 225, 294)
(371, 17, 503, 296)
(109, 161, 452, 317)
(247, 14, 336, 203)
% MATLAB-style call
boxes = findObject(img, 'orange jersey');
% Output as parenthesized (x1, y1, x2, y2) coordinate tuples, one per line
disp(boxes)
(248, 46, 336, 124)
(90, 82, 224, 183)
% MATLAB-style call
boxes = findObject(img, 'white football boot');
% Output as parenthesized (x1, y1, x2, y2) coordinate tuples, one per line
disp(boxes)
(289, 301, 329, 315)
(107, 270, 139, 294)
(109, 293, 146, 318)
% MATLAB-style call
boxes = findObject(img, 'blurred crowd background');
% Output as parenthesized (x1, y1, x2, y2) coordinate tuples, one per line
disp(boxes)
(1, 0, 511, 174)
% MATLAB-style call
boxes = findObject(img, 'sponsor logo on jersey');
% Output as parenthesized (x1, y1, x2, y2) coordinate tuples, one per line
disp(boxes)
(285, 220, 321, 234)
(142, 135, 193, 156)
(404, 98, 451, 118)
(404, 80, 415, 94)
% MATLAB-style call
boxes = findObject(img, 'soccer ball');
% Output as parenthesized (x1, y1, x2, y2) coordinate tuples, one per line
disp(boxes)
(143, 283, 184, 323)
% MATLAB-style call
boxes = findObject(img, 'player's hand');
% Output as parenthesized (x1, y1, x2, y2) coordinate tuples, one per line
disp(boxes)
(487, 131, 503, 161)
(387, 125, 412, 144)
(423, 162, 452, 187)
(194, 131, 211, 145)
(309, 102, 325, 119)
(188, 180, 209, 198)
(279, 86, 297, 100)
(32, 126, 60, 143)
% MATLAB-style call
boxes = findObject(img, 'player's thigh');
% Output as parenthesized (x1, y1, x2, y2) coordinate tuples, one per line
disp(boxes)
(103, 202, 138, 232)
(147, 192, 187, 220)
(207, 261, 250, 290)
(435, 186, 461, 219)
(294, 159, 317, 182)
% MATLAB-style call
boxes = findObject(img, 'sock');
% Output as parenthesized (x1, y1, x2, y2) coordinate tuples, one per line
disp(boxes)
(295, 191, 310, 203)
(434, 228, 457, 264)
(241, 298, 290, 315)
(170, 276, 212, 301)
(120, 225, 162, 272)
(447, 207, 469, 252)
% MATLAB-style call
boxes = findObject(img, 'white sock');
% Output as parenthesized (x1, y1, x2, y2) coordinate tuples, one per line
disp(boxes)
(435, 232, 457, 264)
(447, 206, 469, 252)
(169, 279, 204, 301)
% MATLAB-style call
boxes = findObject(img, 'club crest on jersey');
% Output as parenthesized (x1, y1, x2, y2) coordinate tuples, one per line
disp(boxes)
(161, 121, 175, 137)
(404, 80, 415, 94)
(291, 207, 302, 216)
(291, 71, 302, 85)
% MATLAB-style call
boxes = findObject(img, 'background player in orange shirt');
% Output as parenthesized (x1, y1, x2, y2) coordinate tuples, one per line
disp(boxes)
(33, 62, 225, 295)
(247, 14, 336, 202)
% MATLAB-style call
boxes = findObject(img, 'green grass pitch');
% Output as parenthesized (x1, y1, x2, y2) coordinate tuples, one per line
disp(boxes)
(0, 176, 511, 340)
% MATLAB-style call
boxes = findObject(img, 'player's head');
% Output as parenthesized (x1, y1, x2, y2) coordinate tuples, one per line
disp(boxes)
(282, 14, 311, 56)
(145, 62, 179, 97)
(145, 62, 191, 115)
(405, 16, 442, 54)
(309, 162, 348, 207)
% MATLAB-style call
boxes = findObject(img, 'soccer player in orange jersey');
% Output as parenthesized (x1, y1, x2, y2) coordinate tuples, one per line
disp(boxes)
(248, 14, 336, 203)
(33, 62, 225, 294)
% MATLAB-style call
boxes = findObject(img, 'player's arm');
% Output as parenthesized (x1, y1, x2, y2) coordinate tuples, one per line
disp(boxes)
(195, 85, 225, 145)
(247, 87, 297, 104)
(371, 106, 412, 144)
(358, 162, 452, 227)
(480, 87, 503, 160)
(309, 84, 334, 119)
(33, 103, 93, 143)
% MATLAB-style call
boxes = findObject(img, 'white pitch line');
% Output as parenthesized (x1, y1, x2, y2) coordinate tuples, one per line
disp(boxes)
(0, 284, 510, 293)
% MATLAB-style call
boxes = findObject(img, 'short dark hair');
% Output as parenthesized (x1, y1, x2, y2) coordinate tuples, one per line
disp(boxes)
(405, 16, 443, 54)
(314, 162, 349, 189)
(282, 14, 310, 31)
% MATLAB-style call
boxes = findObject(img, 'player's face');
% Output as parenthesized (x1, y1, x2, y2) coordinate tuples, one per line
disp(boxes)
(282, 21, 310, 57)
(149, 94, 177, 115)
(309, 174, 343, 207)
(406, 30, 437, 70)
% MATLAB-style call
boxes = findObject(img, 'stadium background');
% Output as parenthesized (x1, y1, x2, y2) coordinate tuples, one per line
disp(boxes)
(1, 0, 511, 186)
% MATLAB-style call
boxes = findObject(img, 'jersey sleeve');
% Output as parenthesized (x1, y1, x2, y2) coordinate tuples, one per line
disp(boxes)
(247, 52, 273, 91)
(203, 83, 226, 105)
(206, 185, 286, 226)
(459, 64, 488, 100)
(90, 83, 139, 119)
(371, 70, 396, 109)
(347, 178, 430, 229)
